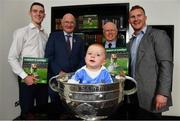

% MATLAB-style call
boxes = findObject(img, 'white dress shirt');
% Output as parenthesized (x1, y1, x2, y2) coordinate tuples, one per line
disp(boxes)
(8, 23, 48, 79)
(105, 40, 116, 48)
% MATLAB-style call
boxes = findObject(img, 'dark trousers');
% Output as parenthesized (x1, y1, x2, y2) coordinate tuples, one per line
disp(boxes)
(107, 102, 128, 120)
(48, 86, 62, 111)
(48, 86, 70, 119)
(125, 94, 162, 120)
(18, 78, 48, 117)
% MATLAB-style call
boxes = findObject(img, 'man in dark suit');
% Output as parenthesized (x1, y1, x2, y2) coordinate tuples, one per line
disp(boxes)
(102, 21, 128, 119)
(128, 5, 173, 119)
(45, 13, 85, 117)
(103, 22, 125, 48)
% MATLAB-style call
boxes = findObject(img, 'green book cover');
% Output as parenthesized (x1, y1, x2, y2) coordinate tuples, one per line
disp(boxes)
(82, 15, 98, 29)
(105, 48, 129, 76)
(22, 57, 48, 84)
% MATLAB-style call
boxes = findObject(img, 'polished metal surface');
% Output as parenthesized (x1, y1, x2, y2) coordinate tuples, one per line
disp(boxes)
(49, 73, 137, 120)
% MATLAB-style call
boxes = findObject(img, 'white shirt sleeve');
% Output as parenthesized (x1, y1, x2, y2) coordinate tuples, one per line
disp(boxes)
(8, 29, 27, 79)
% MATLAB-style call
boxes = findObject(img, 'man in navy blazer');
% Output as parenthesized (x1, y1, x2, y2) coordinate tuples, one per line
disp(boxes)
(45, 13, 85, 115)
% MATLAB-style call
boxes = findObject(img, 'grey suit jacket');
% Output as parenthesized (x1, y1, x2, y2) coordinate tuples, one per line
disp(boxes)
(128, 26, 173, 113)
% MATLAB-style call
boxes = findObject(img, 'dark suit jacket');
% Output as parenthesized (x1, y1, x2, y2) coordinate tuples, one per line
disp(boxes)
(128, 26, 173, 113)
(45, 31, 85, 78)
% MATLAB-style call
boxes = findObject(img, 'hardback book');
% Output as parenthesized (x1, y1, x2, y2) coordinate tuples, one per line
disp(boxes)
(82, 15, 98, 29)
(105, 48, 129, 76)
(78, 16, 83, 29)
(55, 18, 62, 30)
(22, 57, 48, 84)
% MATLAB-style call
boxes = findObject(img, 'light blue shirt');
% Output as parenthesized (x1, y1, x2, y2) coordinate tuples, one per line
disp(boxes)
(71, 66, 113, 84)
(131, 26, 147, 78)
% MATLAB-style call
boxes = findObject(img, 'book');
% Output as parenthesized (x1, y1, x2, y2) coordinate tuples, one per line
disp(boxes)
(82, 15, 98, 29)
(104, 48, 128, 76)
(55, 18, 62, 30)
(22, 57, 48, 84)
(101, 16, 124, 30)
(78, 16, 83, 29)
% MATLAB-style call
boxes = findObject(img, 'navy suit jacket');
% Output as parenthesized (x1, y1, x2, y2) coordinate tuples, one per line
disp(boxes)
(103, 39, 126, 48)
(45, 31, 85, 78)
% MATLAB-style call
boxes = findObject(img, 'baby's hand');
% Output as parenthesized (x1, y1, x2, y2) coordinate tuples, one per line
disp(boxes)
(59, 71, 66, 77)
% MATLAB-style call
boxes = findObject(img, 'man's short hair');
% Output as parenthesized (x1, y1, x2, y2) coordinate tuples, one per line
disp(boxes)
(30, 2, 44, 11)
(130, 5, 146, 15)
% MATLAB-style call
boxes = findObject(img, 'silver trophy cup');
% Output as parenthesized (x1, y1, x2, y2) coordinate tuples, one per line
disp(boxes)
(49, 73, 137, 120)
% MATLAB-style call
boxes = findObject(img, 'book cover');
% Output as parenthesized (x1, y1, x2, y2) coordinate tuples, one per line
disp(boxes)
(55, 18, 62, 30)
(105, 48, 128, 76)
(82, 15, 98, 29)
(22, 57, 48, 84)
(78, 16, 83, 29)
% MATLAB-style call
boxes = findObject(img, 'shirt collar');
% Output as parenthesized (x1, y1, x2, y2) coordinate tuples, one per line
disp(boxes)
(106, 40, 116, 45)
(64, 31, 73, 37)
(133, 25, 147, 37)
(29, 23, 44, 31)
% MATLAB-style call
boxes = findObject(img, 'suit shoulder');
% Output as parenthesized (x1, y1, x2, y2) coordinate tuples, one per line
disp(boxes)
(148, 27, 170, 43)
(74, 34, 81, 39)
(49, 31, 63, 36)
(14, 25, 29, 35)
(150, 27, 167, 35)
(74, 34, 83, 42)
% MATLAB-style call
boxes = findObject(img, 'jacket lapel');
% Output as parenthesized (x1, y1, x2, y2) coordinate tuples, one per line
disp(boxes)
(136, 39, 145, 65)
(136, 26, 152, 65)
(71, 35, 77, 52)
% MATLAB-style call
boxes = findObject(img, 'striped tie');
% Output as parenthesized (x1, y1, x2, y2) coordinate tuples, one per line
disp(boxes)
(66, 35, 71, 51)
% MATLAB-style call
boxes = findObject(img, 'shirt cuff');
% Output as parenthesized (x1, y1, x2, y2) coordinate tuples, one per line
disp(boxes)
(19, 71, 28, 79)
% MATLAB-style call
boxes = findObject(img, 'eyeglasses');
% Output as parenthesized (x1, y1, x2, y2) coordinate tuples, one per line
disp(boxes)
(104, 29, 116, 33)
(63, 21, 75, 25)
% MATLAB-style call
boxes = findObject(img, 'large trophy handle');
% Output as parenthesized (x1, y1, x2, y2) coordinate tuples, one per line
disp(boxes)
(49, 74, 60, 92)
(123, 76, 137, 95)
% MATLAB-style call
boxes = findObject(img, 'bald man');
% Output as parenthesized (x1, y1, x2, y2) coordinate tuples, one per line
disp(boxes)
(45, 13, 85, 114)
(103, 22, 125, 48)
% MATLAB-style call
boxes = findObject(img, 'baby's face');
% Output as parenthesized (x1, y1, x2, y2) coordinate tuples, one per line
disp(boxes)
(85, 45, 105, 70)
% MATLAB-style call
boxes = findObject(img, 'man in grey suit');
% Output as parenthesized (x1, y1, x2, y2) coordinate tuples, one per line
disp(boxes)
(128, 5, 173, 119)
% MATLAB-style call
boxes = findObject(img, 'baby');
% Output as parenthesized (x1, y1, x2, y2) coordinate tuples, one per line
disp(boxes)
(68, 43, 113, 84)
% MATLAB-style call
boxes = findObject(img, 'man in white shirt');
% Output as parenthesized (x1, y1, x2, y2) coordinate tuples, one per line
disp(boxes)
(8, 2, 48, 119)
